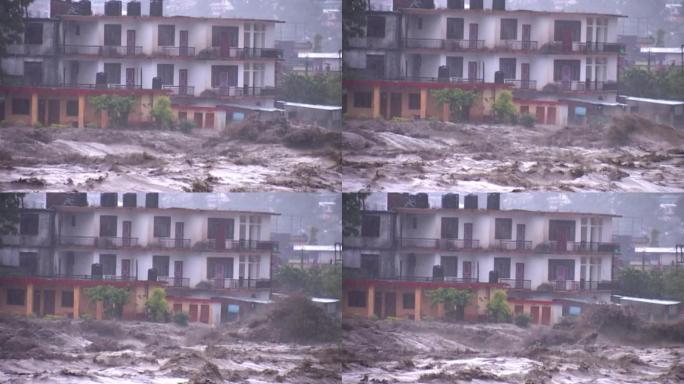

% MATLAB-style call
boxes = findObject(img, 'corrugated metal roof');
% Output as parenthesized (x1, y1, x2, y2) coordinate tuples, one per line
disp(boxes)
(625, 96, 684, 106)
(297, 52, 341, 59)
(614, 295, 680, 306)
(281, 102, 342, 111)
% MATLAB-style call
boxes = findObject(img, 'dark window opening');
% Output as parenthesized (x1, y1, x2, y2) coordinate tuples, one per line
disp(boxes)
(500, 19, 518, 40)
(12, 98, 30, 115)
(354, 92, 372, 108)
(442, 256, 458, 277)
(104, 24, 122, 46)
(20, 213, 39, 235)
(24, 61, 43, 85)
(402, 293, 415, 309)
(549, 220, 576, 241)
(360, 254, 380, 278)
(361, 215, 380, 237)
(61, 291, 74, 308)
(211, 65, 238, 87)
(208, 218, 235, 240)
(100, 254, 117, 275)
(158, 25, 175, 46)
(554, 20, 581, 42)
(408, 94, 421, 110)
(494, 257, 511, 278)
(495, 218, 513, 240)
(441, 218, 459, 239)
(19, 252, 38, 274)
(7, 289, 26, 306)
(211, 26, 239, 47)
(447, 18, 464, 39)
(153, 255, 170, 277)
(99, 215, 117, 237)
(104, 63, 121, 84)
(178, 111, 187, 120)
(366, 15, 386, 38)
(553, 60, 581, 82)
(548, 259, 576, 281)
(366, 54, 385, 78)
(447, 56, 463, 78)
(499, 58, 517, 79)
(153, 216, 171, 238)
(206, 257, 233, 278)
(66, 100, 79, 117)
(157, 64, 174, 86)
(348, 291, 367, 307)
(25, 23, 43, 45)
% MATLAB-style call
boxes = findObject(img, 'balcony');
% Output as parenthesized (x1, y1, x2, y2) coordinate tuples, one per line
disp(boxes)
(498, 278, 532, 290)
(345, 272, 479, 284)
(547, 280, 614, 292)
(504, 79, 537, 90)
(0, 234, 51, 247)
(496, 40, 538, 51)
(197, 47, 283, 60)
(541, 42, 623, 54)
(400, 238, 480, 250)
(58, 236, 139, 249)
(0, 271, 136, 282)
(203, 86, 277, 98)
(546, 81, 617, 92)
(63, 45, 143, 57)
(159, 276, 191, 288)
(405, 38, 485, 50)
(148, 238, 192, 250)
(5, 44, 57, 56)
(537, 241, 618, 253)
(0, 76, 144, 90)
(210, 278, 272, 289)
(162, 85, 195, 97)
(494, 240, 533, 251)
(194, 239, 276, 252)
(343, 236, 394, 249)
(154, 46, 196, 57)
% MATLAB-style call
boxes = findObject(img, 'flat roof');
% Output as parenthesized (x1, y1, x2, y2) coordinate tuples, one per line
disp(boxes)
(640, 47, 684, 54)
(613, 295, 680, 306)
(635, 247, 681, 254)
(298, 52, 341, 59)
(54, 205, 280, 216)
(58, 14, 284, 23)
(389, 208, 621, 218)
(311, 297, 340, 304)
(280, 101, 342, 111)
(624, 96, 684, 106)
(398, 7, 627, 18)
(218, 296, 273, 304)
(562, 98, 626, 107)
(221, 103, 282, 113)
(293, 245, 338, 252)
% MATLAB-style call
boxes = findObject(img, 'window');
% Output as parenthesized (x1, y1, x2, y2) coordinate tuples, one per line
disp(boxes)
(360, 254, 380, 277)
(441, 218, 459, 239)
(348, 291, 367, 308)
(408, 94, 421, 110)
(366, 15, 386, 38)
(520, 105, 530, 114)
(244, 63, 265, 88)
(207, 257, 233, 278)
(212, 26, 239, 47)
(20, 213, 39, 235)
(361, 215, 380, 237)
(104, 24, 122, 46)
(549, 220, 576, 241)
(238, 255, 260, 281)
(154, 216, 171, 238)
(153, 255, 170, 277)
(402, 293, 415, 309)
(100, 254, 117, 275)
(244, 24, 265, 48)
(7, 289, 25, 306)
(494, 257, 511, 278)
(61, 291, 74, 308)
(442, 256, 458, 277)
(548, 259, 575, 280)
(158, 25, 175, 46)
(514, 305, 524, 314)
(208, 218, 235, 240)
(66, 100, 78, 117)
(447, 18, 464, 39)
(19, 252, 38, 274)
(12, 98, 30, 115)
(366, 54, 385, 78)
(553, 60, 581, 82)
(447, 56, 463, 78)
(178, 111, 187, 120)
(99, 215, 117, 237)
(24, 61, 43, 85)
(500, 19, 518, 40)
(211, 65, 238, 87)
(104, 63, 121, 84)
(354, 92, 372, 109)
(499, 58, 517, 80)
(554, 20, 581, 42)
(25, 23, 43, 45)
(495, 218, 513, 240)
(157, 64, 174, 86)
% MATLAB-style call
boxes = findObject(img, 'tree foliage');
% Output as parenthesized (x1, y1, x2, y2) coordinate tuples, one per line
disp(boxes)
(145, 287, 170, 322)
(342, 193, 369, 237)
(617, 268, 684, 302)
(275, 264, 341, 299)
(85, 285, 130, 320)
(0, 193, 24, 243)
(427, 288, 473, 321)
(89, 95, 136, 128)
(493, 90, 517, 124)
(432, 88, 477, 122)
(620, 67, 684, 101)
(0, 0, 33, 56)
(151, 96, 175, 130)
(343, 0, 367, 49)
(280, 72, 341, 106)
(486, 289, 511, 322)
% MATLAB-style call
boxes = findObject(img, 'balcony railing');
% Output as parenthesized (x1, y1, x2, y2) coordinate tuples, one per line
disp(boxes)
(494, 240, 533, 251)
(541, 41, 623, 54)
(5, 44, 57, 56)
(400, 237, 439, 249)
(0, 271, 136, 282)
(345, 69, 484, 84)
(0, 234, 51, 247)
(504, 79, 537, 90)
(155, 46, 196, 57)
(210, 278, 272, 289)
(58, 236, 139, 248)
(0, 77, 145, 90)
(498, 278, 532, 290)
(159, 276, 191, 288)
(438, 239, 481, 250)
(197, 47, 283, 60)
(497, 40, 538, 51)
(194, 239, 276, 252)
(162, 85, 195, 97)
(343, 237, 394, 249)
(345, 273, 479, 284)
(148, 238, 192, 249)
(205, 86, 277, 97)
(63, 45, 143, 57)
(404, 38, 486, 50)
(547, 280, 614, 292)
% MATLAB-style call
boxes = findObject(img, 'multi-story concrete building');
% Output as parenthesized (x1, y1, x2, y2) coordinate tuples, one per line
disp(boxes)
(0, 193, 279, 325)
(0, 0, 283, 129)
(342, 193, 620, 325)
(343, 0, 625, 126)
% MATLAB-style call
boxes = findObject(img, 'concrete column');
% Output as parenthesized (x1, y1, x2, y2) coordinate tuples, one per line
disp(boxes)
(367, 285, 375, 318)
(372, 86, 381, 119)
(30, 93, 39, 125)
(95, 300, 104, 320)
(442, 104, 450, 122)
(78, 95, 86, 128)
(73, 286, 80, 320)
(420, 88, 428, 119)
(26, 284, 34, 316)
(414, 287, 422, 321)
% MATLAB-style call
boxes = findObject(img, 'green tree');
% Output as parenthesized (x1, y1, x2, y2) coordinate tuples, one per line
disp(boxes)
(89, 95, 136, 128)
(342, 193, 369, 237)
(432, 88, 477, 122)
(663, 268, 684, 302)
(0, 1, 33, 56)
(151, 96, 175, 130)
(275, 264, 341, 299)
(85, 286, 130, 319)
(145, 288, 170, 322)
(0, 193, 24, 244)
(426, 288, 473, 321)
(343, 0, 367, 49)
(486, 289, 511, 322)
(492, 90, 517, 124)
(280, 72, 341, 106)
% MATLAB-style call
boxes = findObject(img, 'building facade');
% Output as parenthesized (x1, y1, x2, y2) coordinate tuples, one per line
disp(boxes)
(0, 0, 284, 129)
(342, 193, 619, 325)
(0, 193, 278, 325)
(343, 0, 625, 126)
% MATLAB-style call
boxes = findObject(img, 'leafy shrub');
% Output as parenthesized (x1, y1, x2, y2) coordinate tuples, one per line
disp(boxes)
(514, 313, 532, 328)
(145, 288, 170, 322)
(89, 95, 136, 128)
(519, 113, 535, 128)
(179, 119, 196, 133)
(151, 96, 175, 130)
(493, 91, 517, 124)
(486, 289, 511, 322)
(536, 283, 555, 293)
(84, 286, 130, 319)
(173, 312, 189, 327)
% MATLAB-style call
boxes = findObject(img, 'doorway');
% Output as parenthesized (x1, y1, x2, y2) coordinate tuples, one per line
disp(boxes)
(123, 221, 132, 247)
(174, 261, 184, 287)
(44, 290, 55, 315)
(469, 23, 479, 48)
(126, 68, 136, 88)
(175, 222, 185, 248)
(179, 69, 188, 96)
(126, 30, 136, 55)
(521, 63, 530, 89)
(522, 24, 532, 49)
(516, 224, 526, 249)
(390, 93, 402, 119)
(385, 292, 396, 318)
(179, 30, 189, 56)
(515, 262, 525, 288)
(464, 223, 474, 248)
(121, 259, 131, 279)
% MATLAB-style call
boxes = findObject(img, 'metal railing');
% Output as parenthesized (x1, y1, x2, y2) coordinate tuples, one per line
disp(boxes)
(400, 237, 439, 249)
(58, 236, 139, 248)
(539, 240, 618, 253)
(155, 46, 196, 57)
(404, 38, 486, 50)
(438, 239, 481, 250)
(5, 44, 57, 56)
(0, 271, 137, 281)
(497, 40, 538, 51)
(159, 276, 191, 288)
(343, 237, 394, 249)
(148, 238, 192, 249)
(198, 47, 283, 60)
(207, 86, 277, 97)
(162, 85, 195, 97)
(210, 278, 272, 289)
(0, 234, 51, 247)
(195, 239, 276, 252)
(547, 280, 613, 291)
(498, 278, 532, 290)
(63, 45, 143, 56)
(504, 79, 537, 90)
(494, 240, 533, 251)
(345, 273, 479, 284)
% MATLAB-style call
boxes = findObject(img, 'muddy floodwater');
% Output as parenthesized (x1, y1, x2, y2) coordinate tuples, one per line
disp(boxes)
(0, 125, 341, 192)
(342, 117, 684, 192)
(341, 319, 684, 384)
(0, 317, 340, 384)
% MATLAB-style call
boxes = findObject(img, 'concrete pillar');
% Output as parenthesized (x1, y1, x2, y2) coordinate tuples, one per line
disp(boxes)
(420, 88, 428, 119)
(78, 95, 86, 128)
(414, 287, 422, 321)
(442, 103, 450, 122)
(30, 93, 39, 125)
(367, 285, 375, 318)
(26, 284, 34, 316)
(73, 286, 80, 320)
(372, 86, 381, 119)
(95, 300, 103, 320)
